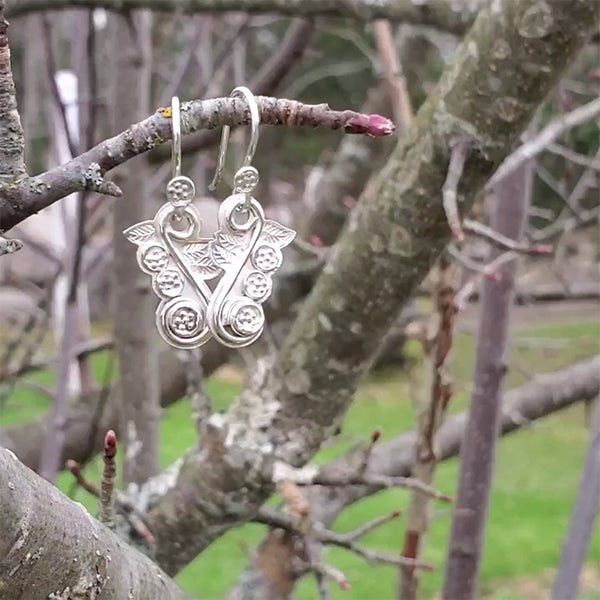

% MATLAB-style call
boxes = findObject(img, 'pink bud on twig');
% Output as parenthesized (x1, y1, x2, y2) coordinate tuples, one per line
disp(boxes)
(344, 113, 395, 137)
(104, 430, 117, 458)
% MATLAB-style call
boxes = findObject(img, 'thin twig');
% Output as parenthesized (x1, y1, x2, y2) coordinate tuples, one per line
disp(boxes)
(66, 457, 155, 544)
(41, 15, 78, 160)
(255, 507, 435, 570)
(99, 429, 117, 529)
(373, 19, 412, 130)
(447, 244, 517, 282)
(490, 97, 600, 186)
(67, 459, 101, 497)
(463, 219, 553, 255)
(347, 510, 402, 541)
(358, 428, 381, 474)
(442, 138, 471, 241)
(548, 142, 600, 171)
(307, 473, 452, 503)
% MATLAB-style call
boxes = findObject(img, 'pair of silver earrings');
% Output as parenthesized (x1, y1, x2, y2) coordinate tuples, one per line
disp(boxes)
(124, 87, 296, 349)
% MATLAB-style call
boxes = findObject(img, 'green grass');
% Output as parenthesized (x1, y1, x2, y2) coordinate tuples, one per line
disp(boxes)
(2, 315, 599, 599)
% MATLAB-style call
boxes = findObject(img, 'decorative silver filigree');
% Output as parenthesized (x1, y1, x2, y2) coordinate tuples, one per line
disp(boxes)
(205, 193, 295, 348)
(124, 201, 219, 349)
(125, 91, 295, 350)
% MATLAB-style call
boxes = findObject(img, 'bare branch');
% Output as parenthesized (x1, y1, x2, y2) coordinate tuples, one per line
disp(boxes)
(447, 244, 516, 282)
(443, 160, 533, 600)
(373, 19, 413, 130)
(7, 0, 476, 35)
(1, 447, 186, 599)
(274, 464, 452, 503)
(531, 205, 600, 242)
(255, 507, 433, 571)
(66, 458, 101, 497)
(442, 137, 472, 241)
(41, 15, 78, 160)
(400, 256, 457, 599)
(490, 97, 600, 186)
(463, 219, 553, 255)
(552, 400, 600, 600)
(99, 429, 117, 529)
(0, 337, 112, 382)
(0, 96, 394, 231)
(346, 509, 402, 541)
(309, 562, 350, 592)
(548, 142, 600, 171)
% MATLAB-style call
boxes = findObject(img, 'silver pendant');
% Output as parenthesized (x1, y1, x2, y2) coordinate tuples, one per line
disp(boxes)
(124, 90, 295, 350)
(206, 190, 295, 347)
(123, 175, 219, 349)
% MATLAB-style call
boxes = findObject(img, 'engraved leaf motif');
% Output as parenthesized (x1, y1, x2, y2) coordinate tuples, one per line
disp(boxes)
(183, 241, 220, 277)
(124, 220, 156, 245)
(261, 219, 296, 248)
(209, 231, 246, 267)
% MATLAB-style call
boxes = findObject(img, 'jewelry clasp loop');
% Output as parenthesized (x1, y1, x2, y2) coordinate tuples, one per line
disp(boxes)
(208, 86, 260, 192)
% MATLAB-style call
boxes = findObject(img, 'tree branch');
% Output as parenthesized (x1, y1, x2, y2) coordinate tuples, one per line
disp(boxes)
(463, 218, 553, 255)
(255, 507, 433, 570)
(441, 137, 472, 241)
(0, 447, 188, 599)
(0, 0, 25, 181)
(490, 96, 600, 186)
(0, 96, 394, 232)
(99, 429, 117, 529)
(7, 0, 476, 35)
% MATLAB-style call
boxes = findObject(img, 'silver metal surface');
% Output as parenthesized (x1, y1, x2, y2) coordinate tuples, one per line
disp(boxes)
(125, 92, 295, 349)
(208, 86, 260, 192)
(206, 193, 295, 348)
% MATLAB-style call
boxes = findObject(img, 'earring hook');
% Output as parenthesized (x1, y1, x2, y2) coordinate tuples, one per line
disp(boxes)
(208, 86, 260, 192)
(171, 96, 182, 179)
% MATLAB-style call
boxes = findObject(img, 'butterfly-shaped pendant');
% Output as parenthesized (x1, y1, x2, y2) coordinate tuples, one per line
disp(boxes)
(124, 180, 295, 349)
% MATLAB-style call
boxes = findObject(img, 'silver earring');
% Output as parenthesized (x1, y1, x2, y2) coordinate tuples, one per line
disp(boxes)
(124, 96, 219, 349)
(206, 87, 295, 348)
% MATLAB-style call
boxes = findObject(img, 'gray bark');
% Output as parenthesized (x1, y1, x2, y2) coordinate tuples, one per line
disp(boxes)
(0, 447, 188, 600)
(442, 161, 533, 599)
(0, 1, 25, 180)
(7, 0, 476, 35)
(110, 10, 160, 485)
(145, 1, 600, 577)
(552, 398, 600, 600)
